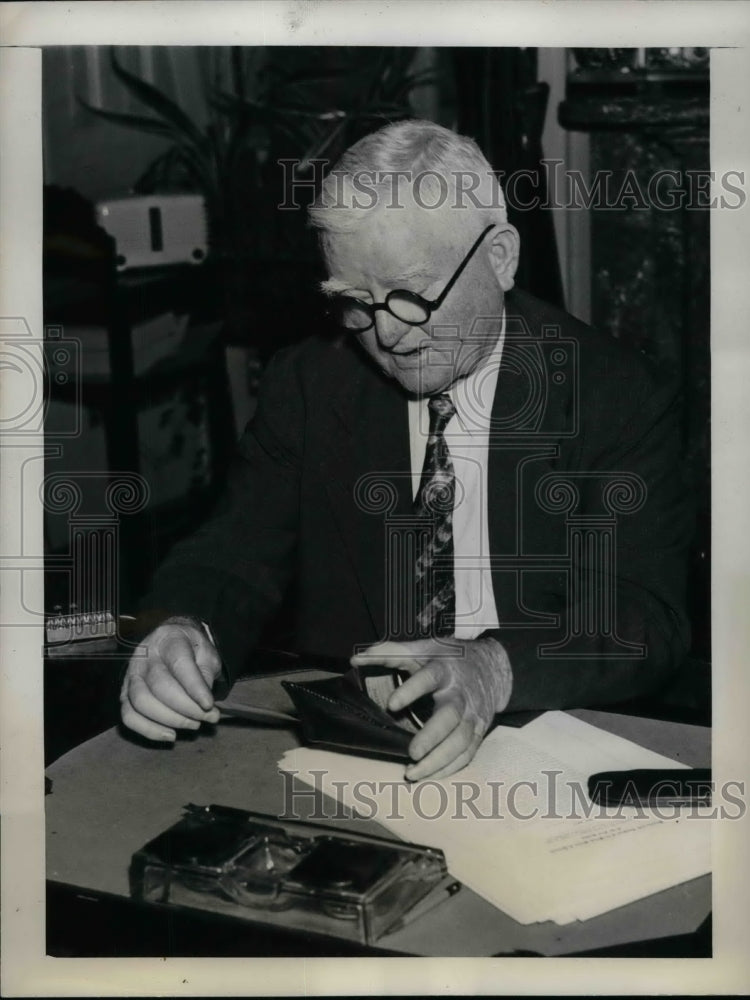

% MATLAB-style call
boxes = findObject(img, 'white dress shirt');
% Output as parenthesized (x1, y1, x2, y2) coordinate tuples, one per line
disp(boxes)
(408, 315, 505, 638)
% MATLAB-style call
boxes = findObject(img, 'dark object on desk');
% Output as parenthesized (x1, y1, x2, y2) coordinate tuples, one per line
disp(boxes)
(588, 768, 712, 808)
(281, 665, 430, 763)
(130, 803, 451, 946)
(282, 663, 542, 762)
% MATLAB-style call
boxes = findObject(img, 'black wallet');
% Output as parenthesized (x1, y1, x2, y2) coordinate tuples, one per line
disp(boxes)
(281, 665, 429, 763)
(280, 664, 543, 763)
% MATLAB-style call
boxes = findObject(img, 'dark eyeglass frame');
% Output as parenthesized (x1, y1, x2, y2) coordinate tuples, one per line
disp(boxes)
(327, 223, 497, 333)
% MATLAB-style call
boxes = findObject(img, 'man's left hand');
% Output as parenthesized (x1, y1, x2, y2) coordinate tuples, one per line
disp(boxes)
(351, 636, 513, 781)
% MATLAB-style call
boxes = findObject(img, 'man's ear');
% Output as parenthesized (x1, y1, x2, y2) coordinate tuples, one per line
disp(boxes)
(488, 224, 520, 292)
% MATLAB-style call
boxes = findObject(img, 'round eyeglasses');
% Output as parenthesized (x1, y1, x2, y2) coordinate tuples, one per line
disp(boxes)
(326, 224, 496, 333)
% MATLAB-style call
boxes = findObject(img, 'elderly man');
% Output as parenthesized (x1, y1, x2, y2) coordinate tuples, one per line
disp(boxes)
(120, 120, 692, 780)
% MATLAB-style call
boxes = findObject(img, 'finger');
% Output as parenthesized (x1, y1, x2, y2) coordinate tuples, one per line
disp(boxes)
(406, 719, 477, 781)
(129, 673, 206, 729)
(350, 639, 437, 671)
(407, 702, 462, 761)
(120, 697, 176, 742)
(194, 637, 222, 685)
(158, 634, 215, 711)
(388, 661, 444, 712)
(143, 668, 220, 723)
(350, 643, 416, 673)
(418, 738, 483, 781)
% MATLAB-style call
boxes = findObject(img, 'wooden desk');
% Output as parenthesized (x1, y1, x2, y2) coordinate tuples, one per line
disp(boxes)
(45, 669, 711, 957)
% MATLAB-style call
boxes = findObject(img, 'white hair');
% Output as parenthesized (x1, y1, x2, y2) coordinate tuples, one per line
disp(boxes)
(308, 119, 507, 247)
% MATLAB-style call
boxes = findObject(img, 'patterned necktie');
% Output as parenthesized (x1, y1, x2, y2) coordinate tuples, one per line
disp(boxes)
(414, 393, 456, 637)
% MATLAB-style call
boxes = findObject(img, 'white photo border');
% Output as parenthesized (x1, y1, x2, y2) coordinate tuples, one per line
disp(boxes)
(1, 1, 749, 995)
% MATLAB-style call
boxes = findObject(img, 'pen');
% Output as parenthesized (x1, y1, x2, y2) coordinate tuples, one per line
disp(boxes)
(385, 879, 462, 934)
(214, 698, 298, 725)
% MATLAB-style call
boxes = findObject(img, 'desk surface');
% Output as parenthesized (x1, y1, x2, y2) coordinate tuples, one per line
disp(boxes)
(45, 669, 711, 957)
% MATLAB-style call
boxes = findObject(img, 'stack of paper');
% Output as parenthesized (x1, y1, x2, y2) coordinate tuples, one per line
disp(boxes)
(278, 712, 711, 925)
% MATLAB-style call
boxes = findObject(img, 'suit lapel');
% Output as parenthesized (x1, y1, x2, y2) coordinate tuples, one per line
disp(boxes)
(487, 290, 537, 561)
(487, 289, 570, 623)
(322, 353, 413, 641)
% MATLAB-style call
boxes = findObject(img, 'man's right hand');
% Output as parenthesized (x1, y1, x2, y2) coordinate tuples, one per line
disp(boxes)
(120, 617, 222, 742)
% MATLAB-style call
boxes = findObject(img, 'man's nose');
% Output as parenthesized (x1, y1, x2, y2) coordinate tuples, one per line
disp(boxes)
(373, 309, 411, 350)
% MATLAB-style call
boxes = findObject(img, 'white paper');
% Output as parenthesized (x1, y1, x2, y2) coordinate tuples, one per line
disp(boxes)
(278, 712, 711, 925)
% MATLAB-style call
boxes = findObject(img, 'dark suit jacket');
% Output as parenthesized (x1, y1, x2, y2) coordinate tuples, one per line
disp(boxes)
(145, 288, 693, 710)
